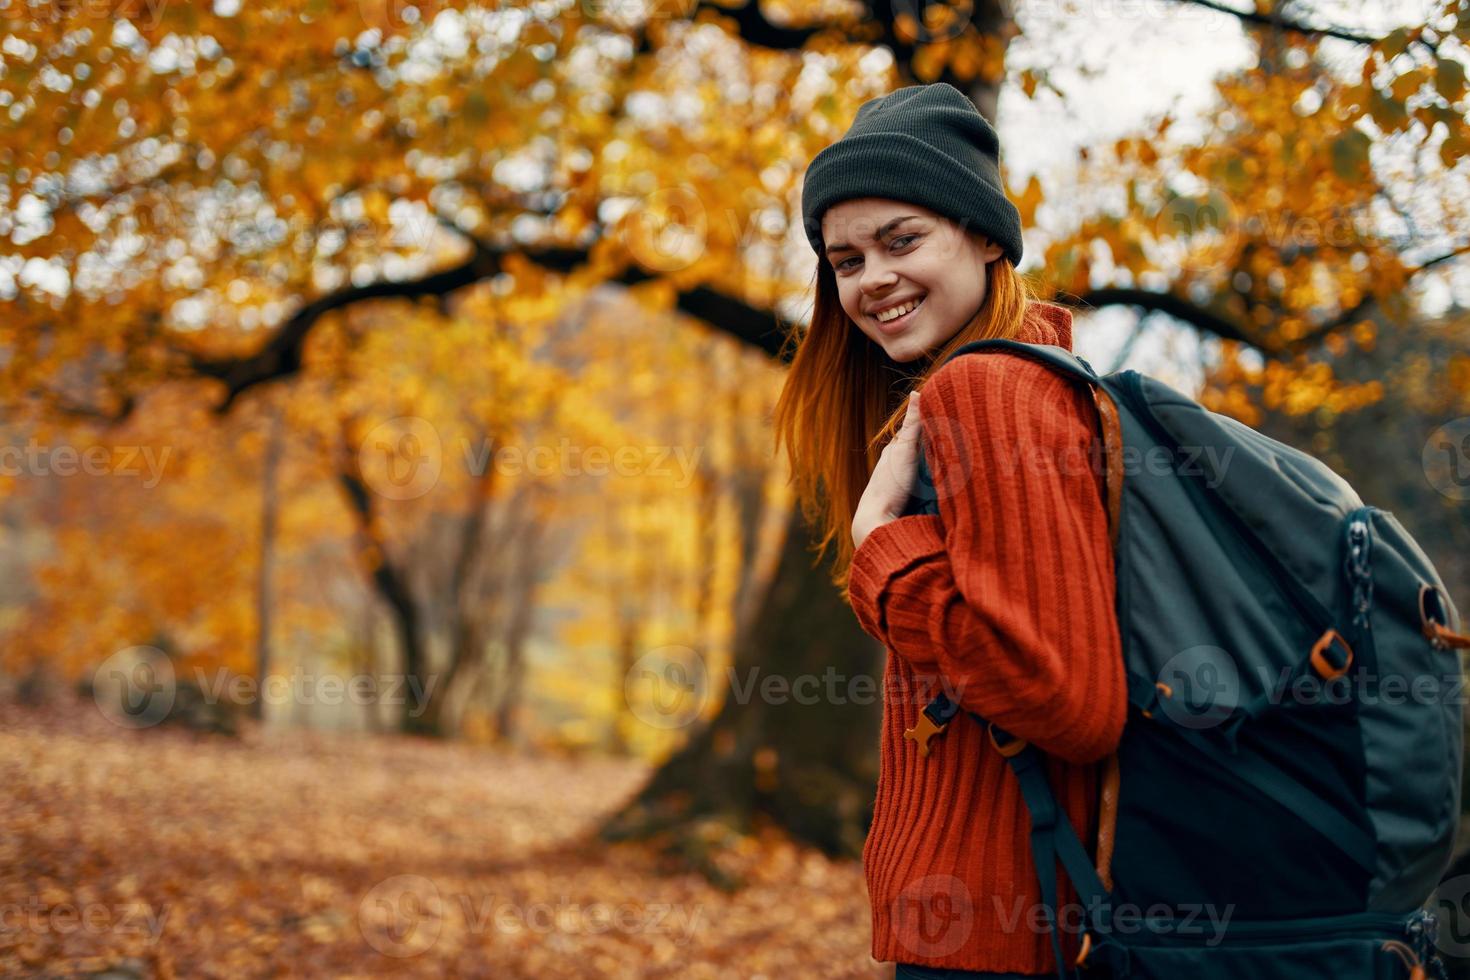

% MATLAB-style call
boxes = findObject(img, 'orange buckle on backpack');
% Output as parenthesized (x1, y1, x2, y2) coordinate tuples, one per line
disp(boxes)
(904, 713, 949, 759)
(1310, 628, 1354, 681)
(988, 722, 1027, 758)
(1420, 583, 1470, 650)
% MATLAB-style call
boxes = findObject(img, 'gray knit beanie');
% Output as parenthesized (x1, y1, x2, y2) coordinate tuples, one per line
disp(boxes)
(800, 82, 1023, 268)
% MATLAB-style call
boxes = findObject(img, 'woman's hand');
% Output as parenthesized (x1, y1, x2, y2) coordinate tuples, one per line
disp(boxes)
(852, 390, 923, 551)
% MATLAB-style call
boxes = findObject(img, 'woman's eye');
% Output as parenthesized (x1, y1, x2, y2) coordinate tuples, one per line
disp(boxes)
(835, 235, 918, 272)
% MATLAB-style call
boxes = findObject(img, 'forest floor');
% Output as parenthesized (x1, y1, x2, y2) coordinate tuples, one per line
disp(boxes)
(1, 697, 889, 979)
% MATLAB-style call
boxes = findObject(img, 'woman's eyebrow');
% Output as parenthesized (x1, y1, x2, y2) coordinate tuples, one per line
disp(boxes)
(824, 215, 922, 256)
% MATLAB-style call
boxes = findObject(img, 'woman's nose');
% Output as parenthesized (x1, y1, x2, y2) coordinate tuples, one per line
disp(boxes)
(860, 257, 898, 293)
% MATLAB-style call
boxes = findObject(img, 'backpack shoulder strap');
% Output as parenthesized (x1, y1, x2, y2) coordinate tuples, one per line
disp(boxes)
(940, 338, 1101, 389)
(903, 339, 1128, 974)
(930, 339, 1123, 550)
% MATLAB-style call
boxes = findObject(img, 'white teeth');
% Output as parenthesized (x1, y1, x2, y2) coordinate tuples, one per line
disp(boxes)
(875, 297, 923, 322)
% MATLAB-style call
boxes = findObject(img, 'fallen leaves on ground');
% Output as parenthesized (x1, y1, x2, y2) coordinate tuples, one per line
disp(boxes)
(1, 699, 889, 979)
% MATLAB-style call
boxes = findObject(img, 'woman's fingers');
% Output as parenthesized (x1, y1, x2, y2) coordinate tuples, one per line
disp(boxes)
(899, 390, 921, 435)
(882, 392, 920, 455)
(856, 392, 925, 541)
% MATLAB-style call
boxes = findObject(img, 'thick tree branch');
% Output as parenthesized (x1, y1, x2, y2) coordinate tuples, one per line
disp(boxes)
(1064, 240, 1470, 357)
(1288, 242, 1470, 348)
(190, 237, 500, 413)
(1168, 0, 1390, 46)
(191, 229, 791, 414)
(191, 230, 1470, 417)
(689, 0, 826, 49)
(626, 0, 831, 56)
(1062, 286, 1268, 348)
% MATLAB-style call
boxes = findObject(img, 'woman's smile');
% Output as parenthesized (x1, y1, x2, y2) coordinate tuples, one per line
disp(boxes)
(872, 295, 925, 334)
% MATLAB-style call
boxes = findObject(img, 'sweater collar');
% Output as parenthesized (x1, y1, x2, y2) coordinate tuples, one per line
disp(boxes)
(1015, 301, 1074, 351)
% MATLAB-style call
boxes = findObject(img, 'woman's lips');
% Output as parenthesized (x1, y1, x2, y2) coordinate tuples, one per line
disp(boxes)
(873, 297, 924, 335)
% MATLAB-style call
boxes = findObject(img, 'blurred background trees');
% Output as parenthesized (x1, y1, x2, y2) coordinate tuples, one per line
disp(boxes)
(2, 0, 1468, 880)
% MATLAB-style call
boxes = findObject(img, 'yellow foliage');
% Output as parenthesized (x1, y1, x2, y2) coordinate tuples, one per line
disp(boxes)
(1012, 174, 1044, 226)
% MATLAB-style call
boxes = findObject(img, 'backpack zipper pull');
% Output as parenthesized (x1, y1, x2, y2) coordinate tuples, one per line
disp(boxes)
(1346, 514, 1374, 631)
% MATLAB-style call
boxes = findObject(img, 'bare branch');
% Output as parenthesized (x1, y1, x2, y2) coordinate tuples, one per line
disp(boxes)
(1166, 0, 1388, 45)
(1061, 286, 1269, 348)
(688, 0, 826, 50)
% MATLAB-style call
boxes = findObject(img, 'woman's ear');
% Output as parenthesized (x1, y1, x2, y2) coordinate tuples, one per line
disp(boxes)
(977, 235, 1004, 264)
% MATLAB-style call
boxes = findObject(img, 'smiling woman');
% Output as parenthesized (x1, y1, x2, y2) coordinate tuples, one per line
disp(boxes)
(820, 201, 1003, 365)
(772, 83, 1126, 979)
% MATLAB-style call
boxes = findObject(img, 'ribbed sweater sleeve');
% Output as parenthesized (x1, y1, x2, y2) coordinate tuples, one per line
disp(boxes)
(847, 353, 1126, 766)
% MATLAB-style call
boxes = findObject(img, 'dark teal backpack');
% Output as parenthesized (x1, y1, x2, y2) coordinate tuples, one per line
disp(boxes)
(900, 338, 1469, 980)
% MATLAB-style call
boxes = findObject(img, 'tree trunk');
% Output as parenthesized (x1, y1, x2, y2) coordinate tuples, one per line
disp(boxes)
(493, 639, 527, 745)
(253, 402, 283, 723)
(599, 506, 883, 886)
(598, 38, 1013, 882)
(374, 546, 432, 736)
(418, 437, 502, 735)
(493, 512, 544, 745)
(334, 465, 432, 736)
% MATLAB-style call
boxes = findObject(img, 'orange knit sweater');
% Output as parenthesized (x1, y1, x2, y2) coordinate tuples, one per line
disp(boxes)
(846, 302, 1128, 974)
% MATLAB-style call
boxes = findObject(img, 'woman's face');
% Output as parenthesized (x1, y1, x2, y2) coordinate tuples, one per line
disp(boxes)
(821, 198, 1004, 363)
